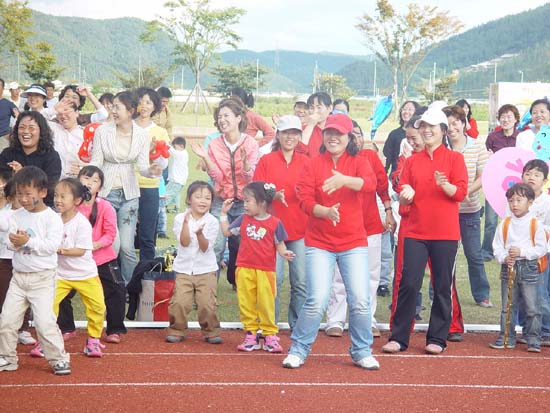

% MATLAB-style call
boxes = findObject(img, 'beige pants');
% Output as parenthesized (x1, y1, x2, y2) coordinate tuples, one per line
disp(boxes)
(0, 269, 69, 367)
(167, 272, 220, 338)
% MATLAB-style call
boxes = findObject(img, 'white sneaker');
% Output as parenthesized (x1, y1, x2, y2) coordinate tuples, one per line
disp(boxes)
(18, 331, 37, 346)
(353, 356, 380, 370)
(282, 354, 304, 369)
(0, 356, 18, 372)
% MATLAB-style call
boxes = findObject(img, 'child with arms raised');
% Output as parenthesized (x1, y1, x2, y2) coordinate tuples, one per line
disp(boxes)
(0, 166, 69, 374)
(220, 182, 295, 353)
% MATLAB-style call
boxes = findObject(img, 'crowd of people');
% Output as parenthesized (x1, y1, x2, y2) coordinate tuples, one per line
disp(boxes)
(0, 77, 549, 376)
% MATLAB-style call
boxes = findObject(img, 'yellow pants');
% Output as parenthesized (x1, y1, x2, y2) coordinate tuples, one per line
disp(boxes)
(54, 276, 106, 338)
(236, 267, 278, 335)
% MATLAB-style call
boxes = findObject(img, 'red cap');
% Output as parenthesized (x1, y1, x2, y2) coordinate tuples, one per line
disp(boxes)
(323, 113, 353, 134)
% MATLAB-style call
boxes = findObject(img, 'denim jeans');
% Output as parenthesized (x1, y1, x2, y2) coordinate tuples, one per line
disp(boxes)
(518, 257, 550, 339)
(211, 197, 244, 286)
(106, 189, 138, 285)
(275, 238, 306, 329)
(157, 198, 167, 235)
(459, 210, 490, 302)
(481, 200, 499, 260)
(498, 260, 542, 347)
(138, 187, 160, 261)
(165, 181, 183, 211)
(289, 246, 373, 362)
(379, 231, 393, 286)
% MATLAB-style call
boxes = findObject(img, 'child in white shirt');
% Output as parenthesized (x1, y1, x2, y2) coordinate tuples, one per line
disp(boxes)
(491, 183, 547, 352)
(0, 166, 70, 375)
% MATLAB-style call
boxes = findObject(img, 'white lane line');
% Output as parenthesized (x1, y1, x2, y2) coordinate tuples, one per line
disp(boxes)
(1, 382, 549, 391)
(19, 352, 549, 361)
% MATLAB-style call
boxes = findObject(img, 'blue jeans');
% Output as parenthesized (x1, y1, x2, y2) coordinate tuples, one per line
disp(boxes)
(499, 260, 542, 347)
(165, 181, 183, 211)
(138, 187, 160, 261)
(106, 189, 138, 285)
(518, 257, 550, 339)
(157, 198, 167, 235)
(459, 210, 490, 302)
(379, 231, 393, 286)
(289, 246, 373, 362)
(211, 197, 244, 286)
(481, 200, 498, 260)
(275, 238, 306, 330)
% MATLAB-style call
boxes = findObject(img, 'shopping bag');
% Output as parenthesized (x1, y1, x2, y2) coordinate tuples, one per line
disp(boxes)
(137, 262, 176, 322)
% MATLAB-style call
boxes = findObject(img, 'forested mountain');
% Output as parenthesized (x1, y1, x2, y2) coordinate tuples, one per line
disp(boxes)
(1, 4, 549, 99)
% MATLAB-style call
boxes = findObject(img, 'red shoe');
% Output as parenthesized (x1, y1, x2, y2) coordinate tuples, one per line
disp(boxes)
(105, 334, 121, 344)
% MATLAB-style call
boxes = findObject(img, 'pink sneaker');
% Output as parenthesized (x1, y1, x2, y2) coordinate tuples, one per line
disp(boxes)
(62, 331, 77, 341)
(30, 342, 44, 358)
(236, 332, 261, 352)
(105, 334, 121, 344)
(263, 334, 283, 353)
(83, 337, 105, 357)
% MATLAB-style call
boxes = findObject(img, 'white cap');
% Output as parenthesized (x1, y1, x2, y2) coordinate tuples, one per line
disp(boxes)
(8, 82, 19, 90)
(414, 107, 448, 128)
(428, 100, 447, 111)
(294, 94, 309, 105)
(21, 84, 47, 98)
(277, 115, 302, 131)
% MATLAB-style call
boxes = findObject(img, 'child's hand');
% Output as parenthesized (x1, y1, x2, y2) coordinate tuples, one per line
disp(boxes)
(505, 255, 516, 267)
(508, 246, 521, 258)
(282, 250, 296, 261)
(9, 230, 29, 247)
(194, 222, 205, 234)
(221, 198, 234, 215)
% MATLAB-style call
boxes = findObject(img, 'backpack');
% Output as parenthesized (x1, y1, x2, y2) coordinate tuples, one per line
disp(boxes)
(502, 217, 548, 273)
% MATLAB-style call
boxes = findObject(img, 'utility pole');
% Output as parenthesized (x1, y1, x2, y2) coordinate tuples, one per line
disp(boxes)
(256, 58, 259, 97)
(373, 60, 377, 98)
(494, 62, 498, 83)
(78, 52, 82, 84)
(180, 66, 184, 90)
(519, 70, 524, 83)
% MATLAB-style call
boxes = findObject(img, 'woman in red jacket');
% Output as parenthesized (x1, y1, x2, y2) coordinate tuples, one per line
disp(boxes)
(456, 99, 479, 139)
(282, 114, 379, 370)
(382, 107, 468, 355)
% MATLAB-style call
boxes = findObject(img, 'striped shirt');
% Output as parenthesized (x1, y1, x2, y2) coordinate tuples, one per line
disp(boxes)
(90, 121, 153, 200)
(454, 137, 489, 213)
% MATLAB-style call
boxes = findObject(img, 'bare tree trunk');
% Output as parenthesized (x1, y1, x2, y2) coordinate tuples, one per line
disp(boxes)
(393, 67, 399, 121)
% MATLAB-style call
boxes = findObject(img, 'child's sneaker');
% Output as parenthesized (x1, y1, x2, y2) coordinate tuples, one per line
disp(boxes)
(62, 331, 77, 341)
(527, 345, 541, 353)
(18, 331, 37, 346)
(83, 337, 105, 357)
(489, 337, 515, 349)
(30, 342, 45, 358)
(263, 334, 283, 353)
(105, 334, 121, 344)
(204, 336, 223, 344)
(237, 331, 261, 352)
(52, 361, 71, 375)
(282, 354, 304, 369)
(0, 356, 18, 372)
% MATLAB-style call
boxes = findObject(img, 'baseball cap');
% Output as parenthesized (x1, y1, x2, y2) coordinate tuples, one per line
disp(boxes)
(428, 100, 447, 111)
(21, 84, 47, 98)
(277, 115, 302, 132)
(294, 94, 309, 105)
(414, 107, 448, 128)
(8, 82, 19, 90)
(323, 113, 353, 134)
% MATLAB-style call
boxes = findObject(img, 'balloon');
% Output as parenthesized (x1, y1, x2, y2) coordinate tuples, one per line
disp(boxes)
(78, 122, 101, 163)
(481, 147, 535, 218)
(150, 140, 170, 160)
(370, 95, 393, 140)
(532, 125, 550, 162)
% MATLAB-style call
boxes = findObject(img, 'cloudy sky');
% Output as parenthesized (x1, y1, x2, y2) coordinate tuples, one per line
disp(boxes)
(29, 0, 549, 55)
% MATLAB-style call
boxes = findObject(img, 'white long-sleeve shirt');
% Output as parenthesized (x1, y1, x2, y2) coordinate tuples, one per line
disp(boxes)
(493, 213, 547, 264)
(168, 147, 189, 186)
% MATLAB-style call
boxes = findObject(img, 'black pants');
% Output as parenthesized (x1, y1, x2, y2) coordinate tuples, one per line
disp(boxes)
(390, 238, 458, 349)
(57, 260, 127, 335)
(226, 234, 240, 287)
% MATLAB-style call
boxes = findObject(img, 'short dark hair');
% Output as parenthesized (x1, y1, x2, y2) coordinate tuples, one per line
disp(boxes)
(0, 169, 13, 183)
(405, 114, 422, 129)
(114, 90, 138, 115)
(530, 98, 550, 114)
(243, 181, 276, 207)
(59, 85, 86, 110)
(4, 178, 16, 198)
(497, 104, 520, 123)
(214, 98, 248, 133)
(99, 93, 114, 105)
(136, 87, 161, 118)
(320, 131, 359, 156)
(307, 92, 331, 108)
(523, 159, 549, 180)
(13, 166, 49, 190)
(229, 87, 254, 108)
(455, 99, 473, 121)
(186, 181, 214, 207)
(333, 99, 350, 112)
(157, 86, 172, 99)
(172, 137, 186, 147)
(0, 79, 4, 88)
(43, 81, 55, 89)
(506, 182, 535, 201)
(399, 101, 421, 127)
(11, 111, 55, 153)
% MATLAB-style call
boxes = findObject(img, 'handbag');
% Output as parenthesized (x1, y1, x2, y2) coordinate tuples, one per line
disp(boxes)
(137, 252, 176, 321)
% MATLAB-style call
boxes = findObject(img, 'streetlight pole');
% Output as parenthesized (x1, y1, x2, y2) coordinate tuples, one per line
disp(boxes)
(519, 70, 524, 83)
(494, 62, 497, 83)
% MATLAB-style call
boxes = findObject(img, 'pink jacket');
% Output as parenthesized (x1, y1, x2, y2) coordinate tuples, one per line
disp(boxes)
(207, 134, 259, 200)
(77, 197, 118, 266)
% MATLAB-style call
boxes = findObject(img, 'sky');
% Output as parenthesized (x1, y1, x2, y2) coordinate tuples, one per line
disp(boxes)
(28, 0, 550, 55)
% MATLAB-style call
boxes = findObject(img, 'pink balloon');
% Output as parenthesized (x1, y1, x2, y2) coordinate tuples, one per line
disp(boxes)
(481, 147, 535, 218)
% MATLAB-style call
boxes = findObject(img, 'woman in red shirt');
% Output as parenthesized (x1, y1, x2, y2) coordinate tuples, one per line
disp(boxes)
(382, 107, 468, 355)
(456, 99, 479, 139)
(282, 114, 379, 370)
(253, 115, 309, 330)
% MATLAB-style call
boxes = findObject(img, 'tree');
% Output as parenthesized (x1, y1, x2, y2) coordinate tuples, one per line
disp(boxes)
(23, 41, 64, 82)
(0, 0, 33, 54)
(142, 0, 246, 116)
(116, 65, 169, 89)
(416, 73, 458, 103)
(210, 62, 269, 95)
(356, 0, 463, 109)
(314, 73, 355, 101)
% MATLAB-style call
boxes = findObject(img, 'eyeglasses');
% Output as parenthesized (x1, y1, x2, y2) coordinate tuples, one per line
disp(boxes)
(17, 126, 37, 133)
(499, 115, 515, 120)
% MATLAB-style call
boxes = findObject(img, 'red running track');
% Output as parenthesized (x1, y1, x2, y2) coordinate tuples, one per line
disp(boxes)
(1, 329, 549, 412)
